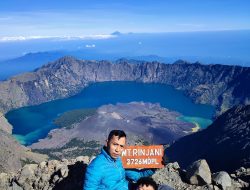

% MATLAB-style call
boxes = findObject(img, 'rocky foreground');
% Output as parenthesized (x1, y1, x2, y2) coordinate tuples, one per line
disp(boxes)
(0, 156, 249, 190)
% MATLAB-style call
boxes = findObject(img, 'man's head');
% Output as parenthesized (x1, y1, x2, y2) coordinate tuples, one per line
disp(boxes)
(106, 130, 126, 159)
(137, 177, 158, 190)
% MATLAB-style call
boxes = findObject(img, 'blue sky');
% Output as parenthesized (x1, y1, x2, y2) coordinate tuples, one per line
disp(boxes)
(0, 0, 250, 38)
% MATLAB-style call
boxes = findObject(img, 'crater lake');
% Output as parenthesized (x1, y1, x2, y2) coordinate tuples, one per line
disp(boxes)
(6, 81, 215, 145)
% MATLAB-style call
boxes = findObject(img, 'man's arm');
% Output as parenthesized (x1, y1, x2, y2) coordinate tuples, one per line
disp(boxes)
(125, 169, 155, 182)
(83, 161, 102, 190)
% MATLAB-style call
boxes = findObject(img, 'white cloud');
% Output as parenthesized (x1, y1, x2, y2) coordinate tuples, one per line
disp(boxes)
(0, 36, 52, 41)
(85, 44, 96, 48)
(0, 34, 116, 42)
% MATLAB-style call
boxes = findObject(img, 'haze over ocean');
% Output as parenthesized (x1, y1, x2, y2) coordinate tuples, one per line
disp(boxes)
(0, 30, 249, 64)
(0, 0, 249, 64)
(0, 30, 250, 81)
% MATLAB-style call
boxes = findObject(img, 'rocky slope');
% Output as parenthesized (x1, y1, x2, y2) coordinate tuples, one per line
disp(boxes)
(0, 57, 249, 115)
(0, 157, 249, 190)
(0, 114, 48, 173)
(0, 112, 12, 134)
(166, 105, 250, 173)
(0, 128, 48, 173)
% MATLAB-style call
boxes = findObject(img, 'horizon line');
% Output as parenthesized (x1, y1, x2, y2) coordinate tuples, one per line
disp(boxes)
(1, 29, 250, 42)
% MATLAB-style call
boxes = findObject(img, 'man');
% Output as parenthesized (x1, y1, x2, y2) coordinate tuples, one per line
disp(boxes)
(136, 177, 158, 190)
(83, 130, 154, 190)
(136, 177, 174, 190)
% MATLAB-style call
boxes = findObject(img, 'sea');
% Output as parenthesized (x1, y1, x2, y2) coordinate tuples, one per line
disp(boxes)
(0, 30, 250, 80)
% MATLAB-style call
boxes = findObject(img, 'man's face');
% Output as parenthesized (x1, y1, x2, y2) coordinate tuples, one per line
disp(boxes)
(138, 184, 155, 190)
(106, 135, 126, 159)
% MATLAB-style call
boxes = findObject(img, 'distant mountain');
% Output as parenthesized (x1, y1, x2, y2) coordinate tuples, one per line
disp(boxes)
(166, 105, 250, 172)
(1, 51, 215, 81)
(0, 51, 170, 81)
(0, 51, 65, 80)
(111, 31, 122, 36)
(0, 57, 249, 115)
(124, 55, 169, 63)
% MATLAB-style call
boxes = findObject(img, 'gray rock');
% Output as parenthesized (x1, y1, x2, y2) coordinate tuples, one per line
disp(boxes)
(52, 175, 60, 183)
(152, 162, 189, 189)
(1, 157, 249, 190)
(76, 156, 90, 164)
(169, 162, 180, 171)
(237, 167, 246, 173)
(20, 164, 38, 177)
(212, 171, 231, 190)
(59, 166, 68, 178)
(186, 159, 212, 185)
(47, 160, 59, 169)
(38, 161, 47, 169)
(233, 178, 249, 189)
(158, 184, 174, 190)
(230, 174, 236, 178)
(0, 173, 10, 189)
(16, 164, 38, 189)
(11, 182, 24, 190)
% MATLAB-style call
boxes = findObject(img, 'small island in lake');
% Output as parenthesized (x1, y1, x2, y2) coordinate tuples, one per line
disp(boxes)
(30, 102, 195, 159)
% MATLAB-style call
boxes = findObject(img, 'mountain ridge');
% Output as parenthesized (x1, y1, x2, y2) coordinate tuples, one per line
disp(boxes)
(0, 56, 249, 115)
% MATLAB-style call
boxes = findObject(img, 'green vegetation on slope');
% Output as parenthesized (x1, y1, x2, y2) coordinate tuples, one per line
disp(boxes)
(33, 138, 101, 160)
(53, 108, 96, 129)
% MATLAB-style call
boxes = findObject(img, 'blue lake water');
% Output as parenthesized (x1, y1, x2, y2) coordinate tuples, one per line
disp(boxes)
(6, 81, 215, 145)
